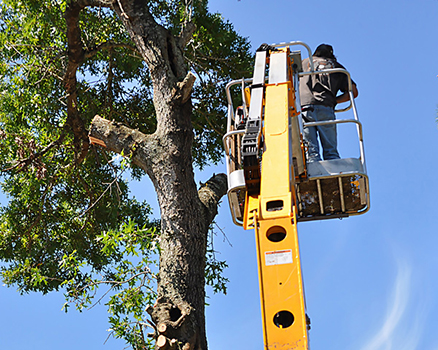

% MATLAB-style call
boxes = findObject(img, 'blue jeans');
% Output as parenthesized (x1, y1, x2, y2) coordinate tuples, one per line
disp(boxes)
(301, 105, 340, 162)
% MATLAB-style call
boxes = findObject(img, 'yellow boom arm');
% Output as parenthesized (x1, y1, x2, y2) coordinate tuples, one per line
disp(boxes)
(243, 47, 309, 349)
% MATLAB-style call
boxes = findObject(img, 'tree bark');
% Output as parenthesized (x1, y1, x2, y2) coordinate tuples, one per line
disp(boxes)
(90, 111, 227, 350)
(64, 2, 89, 163)
(86, 1, 229, 348)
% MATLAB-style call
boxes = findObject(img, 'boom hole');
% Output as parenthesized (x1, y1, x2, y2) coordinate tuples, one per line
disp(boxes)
(266, 200, 284, 212)
(266, 226, 287, 242)
(273, 311, 294, 329)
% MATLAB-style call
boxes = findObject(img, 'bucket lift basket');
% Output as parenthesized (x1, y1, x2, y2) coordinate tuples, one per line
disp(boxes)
(223, 41, 370, 225)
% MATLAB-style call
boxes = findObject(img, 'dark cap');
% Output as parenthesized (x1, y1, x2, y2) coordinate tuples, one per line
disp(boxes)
(313, 44, 335, 59)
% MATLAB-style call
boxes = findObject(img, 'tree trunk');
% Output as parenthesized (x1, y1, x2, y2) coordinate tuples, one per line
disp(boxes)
(87, 2, 228, 348)
(147, 103, 210, 350)
(90, 109, 227, 350)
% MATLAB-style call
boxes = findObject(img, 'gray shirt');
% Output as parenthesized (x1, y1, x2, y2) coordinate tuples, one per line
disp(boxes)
(299, 56, 353, 108)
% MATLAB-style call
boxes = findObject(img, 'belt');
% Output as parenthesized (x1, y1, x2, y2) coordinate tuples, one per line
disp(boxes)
(302, 104, 334, 112)
(301, 106, 314, 112)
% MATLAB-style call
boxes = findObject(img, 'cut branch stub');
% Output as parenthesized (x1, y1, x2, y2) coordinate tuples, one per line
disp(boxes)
(158, 323, 168, 334)
(88, 115, 154, 171)
(157, 334, 168, 349)
(157, 335, 179, 350)
(173, 72, 196, 104)
(152, 298, 198, 349)
(89, 136, 107, 148)
(198, 173, 228, 224)
(145, 304, 154, 317)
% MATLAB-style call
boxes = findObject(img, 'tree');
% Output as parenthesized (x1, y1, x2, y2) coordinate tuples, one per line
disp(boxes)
(0, 1, 252, 349)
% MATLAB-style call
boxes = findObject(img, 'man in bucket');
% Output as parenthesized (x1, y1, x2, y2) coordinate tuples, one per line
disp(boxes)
(300, 44, 359, 162)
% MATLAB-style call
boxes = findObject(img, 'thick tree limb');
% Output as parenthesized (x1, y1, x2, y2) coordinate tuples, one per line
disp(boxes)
(90, 114, 228, 228)
(113, 1, 188, 92)
(89, 115, 155, 171)
(174, 72, 196, 104)
(112, 1, 166, 68)
(178, 21, 196, 48)
(64, 2, 89, 163)
(198, 173, 228, 225)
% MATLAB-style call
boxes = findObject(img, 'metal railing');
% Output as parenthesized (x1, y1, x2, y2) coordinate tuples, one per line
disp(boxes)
(223, 41, 369, 222)
(298, 68, 367, 174)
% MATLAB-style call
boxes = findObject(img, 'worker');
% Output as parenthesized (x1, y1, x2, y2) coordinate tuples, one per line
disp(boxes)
(300, 44, 358, 162)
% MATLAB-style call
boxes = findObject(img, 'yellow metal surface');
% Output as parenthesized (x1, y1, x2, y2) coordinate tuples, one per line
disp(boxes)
(243, 193, 260, 230)
(242, 48, 309, 349)
(245, 86, 251, 106)
(259, 82, 293, 221)
(255, 211, 308, 349)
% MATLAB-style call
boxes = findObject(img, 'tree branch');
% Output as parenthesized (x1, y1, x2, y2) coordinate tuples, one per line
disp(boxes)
(113, 1, 186, 89)
(2, 133, 66, 172)
(112, 0, 165, 67)
(84, 41, 138, 59)
(88, 115, 155, 171)
(198, 173, 228, 226)
(173, 71, 196, 104)
(178, 21, 196, 49)
(64, 2, 89, 164)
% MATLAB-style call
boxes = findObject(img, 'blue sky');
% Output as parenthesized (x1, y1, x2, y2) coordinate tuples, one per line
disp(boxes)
(1, 0, 438, 349)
